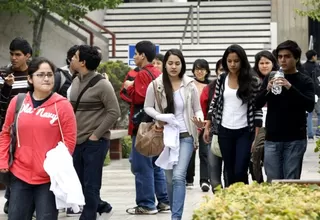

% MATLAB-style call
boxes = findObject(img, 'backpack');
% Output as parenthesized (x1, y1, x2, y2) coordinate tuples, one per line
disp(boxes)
(54, 68, 72, 98)
(0, 93, 26, 185)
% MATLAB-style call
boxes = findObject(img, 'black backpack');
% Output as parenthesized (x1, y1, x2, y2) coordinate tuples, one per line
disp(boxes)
(54, 68, 72, 98)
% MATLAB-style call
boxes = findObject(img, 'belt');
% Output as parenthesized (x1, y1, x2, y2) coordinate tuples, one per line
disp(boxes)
(180, 132, 191, 139)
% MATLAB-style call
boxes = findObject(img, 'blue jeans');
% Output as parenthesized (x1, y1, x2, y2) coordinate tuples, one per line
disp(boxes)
(264, 140, 307, 182)
(131, 136, 169, 210)
(73, 138, 109, 220)
(165, 136, 194, 220)
(218, 126, 254, 186)
(8, 176, 58, 220)
(307, 112, 314, 138)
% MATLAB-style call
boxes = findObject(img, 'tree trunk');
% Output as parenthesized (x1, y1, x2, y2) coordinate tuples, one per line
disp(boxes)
(32, 0, 47, 57)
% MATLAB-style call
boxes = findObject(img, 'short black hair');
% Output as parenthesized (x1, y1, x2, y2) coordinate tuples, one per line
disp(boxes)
(192, 59, 211, 80)
(66, 45, 78, 65)
(78, 45, 101, 71)
(276, 40, 302, 61)
(306, 50, 317, 61)
(27, 57, 56, 92)
(154, 53, 164, 62)
(93, 46, 102, 59)
(9, 37, 32, 56)
(135, 41, 156, 62)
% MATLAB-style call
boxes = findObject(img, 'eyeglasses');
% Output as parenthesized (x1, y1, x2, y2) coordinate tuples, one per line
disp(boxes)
(33, 72, 54, 79)
(195, 68, 207, 72)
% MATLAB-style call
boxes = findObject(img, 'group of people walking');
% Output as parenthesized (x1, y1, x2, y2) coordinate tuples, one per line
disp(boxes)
(0, 37, 315, 220)
(124, 39, 315, 220)
(0, 37, 120, 220)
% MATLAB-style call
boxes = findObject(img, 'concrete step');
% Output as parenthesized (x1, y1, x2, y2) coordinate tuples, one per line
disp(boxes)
(104, 18, 271, 27)
(113, 1, 271, 8)
(113, 31, 271, 39)
(106, 24, 270, 33)
(105, 12, 270, 21)
(106, 5, 271, 14)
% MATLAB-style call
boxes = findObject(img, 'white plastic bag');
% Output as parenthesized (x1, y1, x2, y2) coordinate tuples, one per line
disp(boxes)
(210, 135, 222, 157)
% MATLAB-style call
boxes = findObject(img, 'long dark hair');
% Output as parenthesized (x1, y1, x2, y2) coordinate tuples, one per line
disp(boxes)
(253, 50, 279, 79)
(162, 49, 186, 114)
(222, 44, 254, 103)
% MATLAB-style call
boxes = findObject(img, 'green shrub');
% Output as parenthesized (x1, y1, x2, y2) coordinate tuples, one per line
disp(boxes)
(316, 138, 320, 173)
(193, 182, 320, 220)
(121, 135, 132, 159)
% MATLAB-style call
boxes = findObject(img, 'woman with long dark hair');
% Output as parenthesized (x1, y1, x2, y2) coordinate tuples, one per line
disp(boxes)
(144, 49, 204, 220)
(203, 45, 263, 186)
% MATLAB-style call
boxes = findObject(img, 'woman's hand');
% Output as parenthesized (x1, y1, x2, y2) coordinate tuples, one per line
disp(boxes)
(191, 116, 206, 129)
(203, 127, 211, 144)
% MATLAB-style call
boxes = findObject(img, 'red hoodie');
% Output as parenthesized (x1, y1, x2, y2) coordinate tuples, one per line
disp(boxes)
(0, 93, 76, 185)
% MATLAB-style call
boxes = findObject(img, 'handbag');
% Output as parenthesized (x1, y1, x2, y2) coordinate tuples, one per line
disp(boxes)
(210, 134, 222, 157)
(135, 81, 164, 157)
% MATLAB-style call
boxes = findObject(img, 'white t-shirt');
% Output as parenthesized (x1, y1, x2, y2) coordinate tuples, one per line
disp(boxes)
(221, 75, 248, 129)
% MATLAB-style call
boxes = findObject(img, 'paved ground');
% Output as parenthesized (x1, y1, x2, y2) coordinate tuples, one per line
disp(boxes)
(0, 141, 318, 220)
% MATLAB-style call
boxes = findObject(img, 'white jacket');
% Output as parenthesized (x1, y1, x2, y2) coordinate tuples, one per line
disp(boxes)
(43, 142, 85, 211)
(144, 74, 204, 146)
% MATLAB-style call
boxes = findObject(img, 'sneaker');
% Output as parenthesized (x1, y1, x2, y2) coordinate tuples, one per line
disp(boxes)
(126, 206, 158, 215)
(58, 208, 66, 213)
(66, 207, 82, 217)
(3, 200, 8, 214)
(201, 182, 210, 192)
(157, 203, 170, 212)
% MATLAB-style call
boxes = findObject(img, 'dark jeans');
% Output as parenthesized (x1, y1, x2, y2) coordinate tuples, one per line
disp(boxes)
(218, 126, 254, 187)
(249, 127, 265, 183)
(8, 176, 58, 220)
(186, 132, 209, 185)
(73, 138, 109, 220)
(264, 139, 307, 182)
(131, 136, 169, 210)
(207, 148, 228, 191)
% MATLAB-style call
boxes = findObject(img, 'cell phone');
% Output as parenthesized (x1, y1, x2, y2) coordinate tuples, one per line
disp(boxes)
(0, 67, 11, 80)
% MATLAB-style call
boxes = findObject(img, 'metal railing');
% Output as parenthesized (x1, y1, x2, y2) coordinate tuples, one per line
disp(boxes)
(179, 0, 201, 51)
(179, 5, 193, 51)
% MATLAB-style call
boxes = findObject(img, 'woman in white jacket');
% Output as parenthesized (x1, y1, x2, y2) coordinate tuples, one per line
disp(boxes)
(144, 49, 204, 220)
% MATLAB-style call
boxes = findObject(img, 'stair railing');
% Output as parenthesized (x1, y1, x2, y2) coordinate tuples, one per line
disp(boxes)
(179, 5, 194, 51)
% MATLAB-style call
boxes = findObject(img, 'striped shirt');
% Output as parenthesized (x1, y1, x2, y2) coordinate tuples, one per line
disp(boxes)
(207, 73, 263, 132)
(0, 69, 28, 128)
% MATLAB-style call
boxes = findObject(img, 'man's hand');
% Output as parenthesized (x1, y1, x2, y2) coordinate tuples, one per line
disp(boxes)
(0, 169, 9, 173)
(89, 134, 99, 141)
(124, 80, 134, 89)
(276, 78, 292, 90)
(4, 74, 14, 86)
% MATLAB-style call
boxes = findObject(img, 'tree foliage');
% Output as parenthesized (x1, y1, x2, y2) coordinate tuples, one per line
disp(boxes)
(296, 0, 320, 21)
(0, 0, 122, 56)
(97, 60, 131, 129)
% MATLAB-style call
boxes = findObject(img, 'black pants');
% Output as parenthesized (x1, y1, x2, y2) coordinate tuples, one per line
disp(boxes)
(186, 132, 209, 185)
(218, 126, 254, 187)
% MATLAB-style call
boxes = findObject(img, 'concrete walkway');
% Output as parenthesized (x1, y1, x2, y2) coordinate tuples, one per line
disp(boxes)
(0, 141, 318, 220)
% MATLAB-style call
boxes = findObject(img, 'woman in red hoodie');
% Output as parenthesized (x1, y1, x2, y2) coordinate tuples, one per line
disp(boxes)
(0, 57, 77, 220)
